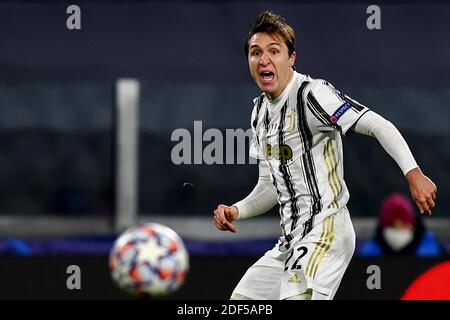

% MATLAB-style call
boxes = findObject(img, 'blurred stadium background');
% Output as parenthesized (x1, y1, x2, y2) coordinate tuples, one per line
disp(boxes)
(0, 0, 448, 299)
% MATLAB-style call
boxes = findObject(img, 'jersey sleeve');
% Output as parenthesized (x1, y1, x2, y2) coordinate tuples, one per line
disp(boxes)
(233, 160, 277, 220)
(305, 79, 370, 135)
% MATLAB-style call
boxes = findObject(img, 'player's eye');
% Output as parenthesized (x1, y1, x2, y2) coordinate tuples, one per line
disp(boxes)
(250, 50, 261, 57)
(270, 49, 280, 55)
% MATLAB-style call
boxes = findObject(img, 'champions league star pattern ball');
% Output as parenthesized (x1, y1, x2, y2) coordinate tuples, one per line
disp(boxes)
(109, 223, 189, 297)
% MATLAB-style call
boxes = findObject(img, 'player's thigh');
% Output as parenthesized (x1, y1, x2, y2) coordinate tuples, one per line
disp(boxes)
(282, 209, 355, 299)
(232, 247, 284, 300)
(306, 209, 355, 296)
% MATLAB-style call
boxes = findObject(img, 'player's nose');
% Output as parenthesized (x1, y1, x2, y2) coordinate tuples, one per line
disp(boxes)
(259, 52, 271, 66)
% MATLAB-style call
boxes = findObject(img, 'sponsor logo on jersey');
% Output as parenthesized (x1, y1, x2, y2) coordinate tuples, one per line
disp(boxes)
(331, 102, 352, 123)
(264, 144, 293, 164)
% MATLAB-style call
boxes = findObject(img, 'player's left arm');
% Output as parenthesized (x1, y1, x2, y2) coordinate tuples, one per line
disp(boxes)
(352, 111, 437, 215)
(306, 80, 437, 215)
(305, 79, 371, 136)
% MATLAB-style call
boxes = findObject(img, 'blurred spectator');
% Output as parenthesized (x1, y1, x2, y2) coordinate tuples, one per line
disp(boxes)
(359, 192, 444, 257)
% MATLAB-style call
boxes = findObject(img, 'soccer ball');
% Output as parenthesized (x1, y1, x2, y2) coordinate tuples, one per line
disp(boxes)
(109, 223, 189, 297)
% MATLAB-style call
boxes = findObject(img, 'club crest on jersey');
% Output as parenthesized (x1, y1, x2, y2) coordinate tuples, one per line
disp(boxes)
(286, 111, 297, 132)
(331, 102, 352, 124)
(264, 144, 293, 164)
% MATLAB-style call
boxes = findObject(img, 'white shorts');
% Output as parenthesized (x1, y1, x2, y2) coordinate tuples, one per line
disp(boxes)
(232, 207, 355, 300)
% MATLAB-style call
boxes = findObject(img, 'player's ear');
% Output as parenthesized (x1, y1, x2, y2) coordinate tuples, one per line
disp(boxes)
(289, 52, 296, 68)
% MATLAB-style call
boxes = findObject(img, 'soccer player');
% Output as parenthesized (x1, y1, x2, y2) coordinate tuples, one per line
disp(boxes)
(213, 11, 437, 300)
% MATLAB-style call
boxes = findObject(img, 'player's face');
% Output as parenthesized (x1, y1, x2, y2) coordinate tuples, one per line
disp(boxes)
(248, 32, 296, 100)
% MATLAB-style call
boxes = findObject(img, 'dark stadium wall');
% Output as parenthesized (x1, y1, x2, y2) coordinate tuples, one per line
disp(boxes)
(0, 2, 447, 85)
(0, 1, 448, 218)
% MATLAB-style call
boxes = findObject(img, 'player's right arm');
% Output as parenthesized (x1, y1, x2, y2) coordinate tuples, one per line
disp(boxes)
(213, 160, 278, 233)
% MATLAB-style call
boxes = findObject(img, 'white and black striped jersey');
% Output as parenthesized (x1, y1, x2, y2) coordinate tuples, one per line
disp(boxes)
(249, 71, 369, 251)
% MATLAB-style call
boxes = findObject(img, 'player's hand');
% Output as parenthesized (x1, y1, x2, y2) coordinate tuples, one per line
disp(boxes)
(213, 204, 239, 233)
(406, 167, 437, 216)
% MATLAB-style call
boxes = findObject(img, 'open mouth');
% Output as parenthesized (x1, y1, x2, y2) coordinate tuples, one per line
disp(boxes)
(260, 71, 274, 82)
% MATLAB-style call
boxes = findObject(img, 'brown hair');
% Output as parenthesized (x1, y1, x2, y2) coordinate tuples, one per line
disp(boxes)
(244, 11, 296, 57)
